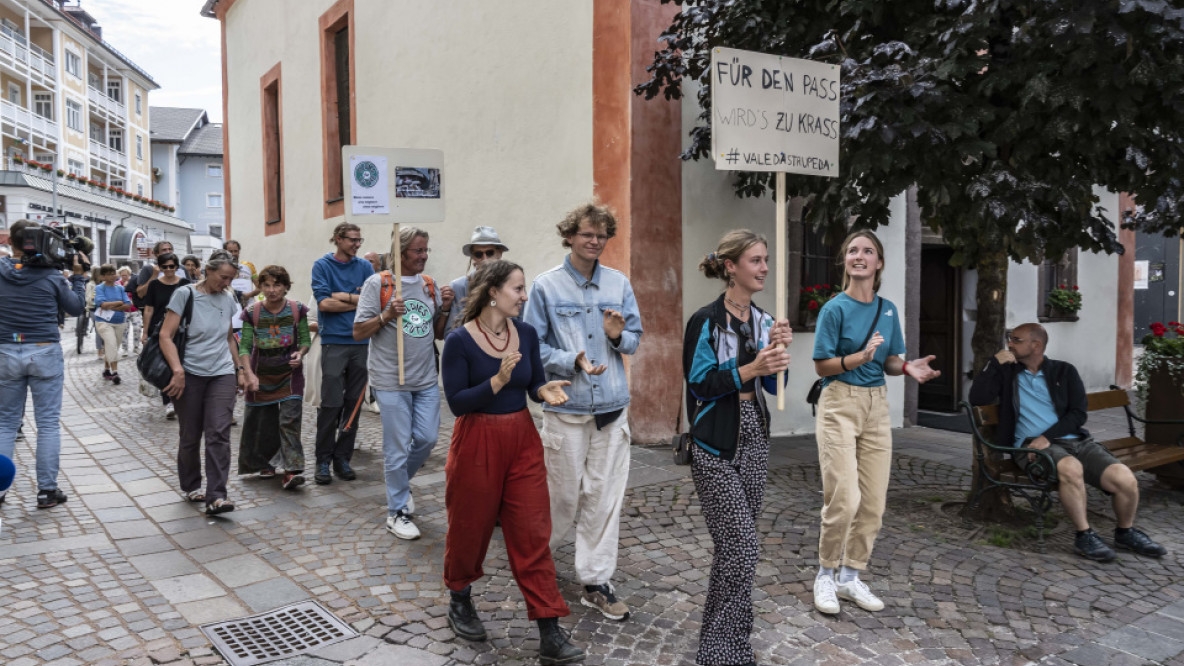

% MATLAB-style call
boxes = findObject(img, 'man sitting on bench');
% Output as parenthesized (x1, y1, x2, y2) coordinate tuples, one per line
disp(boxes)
(969, 323, 1166, 562)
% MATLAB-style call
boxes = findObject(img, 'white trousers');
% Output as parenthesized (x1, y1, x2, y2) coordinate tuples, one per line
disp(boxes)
(542, 409, 631, 586)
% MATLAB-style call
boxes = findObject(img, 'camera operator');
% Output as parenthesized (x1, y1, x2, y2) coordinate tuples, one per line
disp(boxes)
(0, 220, 88, 509)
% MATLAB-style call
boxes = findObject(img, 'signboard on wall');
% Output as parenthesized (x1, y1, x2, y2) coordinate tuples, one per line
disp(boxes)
(710, 46, 840, 177)
(342, 146, 444, 224)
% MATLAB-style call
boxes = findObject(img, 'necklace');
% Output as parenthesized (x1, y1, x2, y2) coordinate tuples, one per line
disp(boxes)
(724, 295, 750, 320)
(475, 317, 510, 352)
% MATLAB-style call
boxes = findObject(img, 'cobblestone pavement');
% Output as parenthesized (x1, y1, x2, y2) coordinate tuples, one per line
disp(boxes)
(2, 337, 1184, 665)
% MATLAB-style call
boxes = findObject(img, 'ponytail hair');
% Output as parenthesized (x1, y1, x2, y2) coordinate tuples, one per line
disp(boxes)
(699, 229, 767, 283)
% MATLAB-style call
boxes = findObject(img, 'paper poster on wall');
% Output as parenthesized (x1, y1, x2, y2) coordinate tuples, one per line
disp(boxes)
(349, 155, 390, 215)
(1134, 260, 1149, 290)
(710, 46, 840, 176)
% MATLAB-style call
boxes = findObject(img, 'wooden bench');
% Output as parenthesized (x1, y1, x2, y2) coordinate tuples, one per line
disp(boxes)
(960, 387, 1184, 552)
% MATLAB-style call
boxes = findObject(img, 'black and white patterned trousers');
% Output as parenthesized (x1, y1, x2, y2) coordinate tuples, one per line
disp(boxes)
(691, 400, 770, 666)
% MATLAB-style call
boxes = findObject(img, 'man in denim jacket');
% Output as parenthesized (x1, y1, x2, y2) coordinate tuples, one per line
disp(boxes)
(523, 203, 643, 622)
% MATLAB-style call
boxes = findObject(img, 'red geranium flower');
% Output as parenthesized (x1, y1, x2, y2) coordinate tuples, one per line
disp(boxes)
(808, 301, 819, 310)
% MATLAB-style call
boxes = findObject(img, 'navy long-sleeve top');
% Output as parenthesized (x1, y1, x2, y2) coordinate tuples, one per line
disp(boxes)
(442, 319, 546, 416)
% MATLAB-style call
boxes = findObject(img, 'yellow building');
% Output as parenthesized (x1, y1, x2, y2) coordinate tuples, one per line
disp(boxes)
(0, 0, 191, 262)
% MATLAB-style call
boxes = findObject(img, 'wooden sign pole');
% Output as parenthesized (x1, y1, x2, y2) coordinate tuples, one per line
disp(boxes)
(392, 222, 404, 385)
(775, 172, 787, 411)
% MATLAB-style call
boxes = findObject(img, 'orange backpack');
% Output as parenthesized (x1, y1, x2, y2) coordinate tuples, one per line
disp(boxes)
(379, 271, 436, 309)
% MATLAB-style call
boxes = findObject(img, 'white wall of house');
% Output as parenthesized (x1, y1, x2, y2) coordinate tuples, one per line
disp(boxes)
(178, 155, 223, 239)
(150, 143, 177, 208)
(223, 0, 595, 300)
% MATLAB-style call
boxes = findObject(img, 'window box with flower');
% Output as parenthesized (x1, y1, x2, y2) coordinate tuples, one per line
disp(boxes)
(1045, 284, 1082, 320)
(799, 283, 838, 328)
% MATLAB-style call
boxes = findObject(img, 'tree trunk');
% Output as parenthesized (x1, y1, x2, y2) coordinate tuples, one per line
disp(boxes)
(970, 248, 1009, 382)
(961, 248, 1016, 522)
(904, 185, 921, 426)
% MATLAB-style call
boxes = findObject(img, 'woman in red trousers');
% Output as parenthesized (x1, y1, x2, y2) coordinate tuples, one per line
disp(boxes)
(440, 260, 584, 665)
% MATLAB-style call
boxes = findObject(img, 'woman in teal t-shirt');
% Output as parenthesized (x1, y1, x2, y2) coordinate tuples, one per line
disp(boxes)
(810, 230, 940, 616)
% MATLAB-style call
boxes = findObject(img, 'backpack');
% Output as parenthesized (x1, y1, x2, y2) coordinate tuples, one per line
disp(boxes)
(246, 299, 303, 342)
(379, 270, 436, 309)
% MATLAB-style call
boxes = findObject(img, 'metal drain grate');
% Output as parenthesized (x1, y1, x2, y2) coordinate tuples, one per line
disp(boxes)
(199, 600, 358, 666)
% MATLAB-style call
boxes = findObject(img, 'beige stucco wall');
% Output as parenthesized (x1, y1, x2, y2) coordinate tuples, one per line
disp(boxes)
(224, 0, 594, 300)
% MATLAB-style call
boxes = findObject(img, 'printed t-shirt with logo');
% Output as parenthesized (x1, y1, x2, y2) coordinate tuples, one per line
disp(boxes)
(356, 272, 442, 392)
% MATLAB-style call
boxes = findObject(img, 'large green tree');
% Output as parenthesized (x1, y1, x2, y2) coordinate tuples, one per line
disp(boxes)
(637, 0, 1184, 382)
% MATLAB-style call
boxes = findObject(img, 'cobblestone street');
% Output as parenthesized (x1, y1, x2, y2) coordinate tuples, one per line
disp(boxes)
(2, 339, 1184, 666)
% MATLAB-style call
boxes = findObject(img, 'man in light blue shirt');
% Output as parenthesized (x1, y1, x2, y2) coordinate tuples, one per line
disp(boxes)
(523, 203, 642, 621)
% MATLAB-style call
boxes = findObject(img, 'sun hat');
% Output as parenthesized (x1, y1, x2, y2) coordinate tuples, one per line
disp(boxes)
(462, 226, 509, 257)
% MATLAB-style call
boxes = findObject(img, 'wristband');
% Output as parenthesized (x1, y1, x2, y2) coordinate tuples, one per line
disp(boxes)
(839, 355, 849, 372)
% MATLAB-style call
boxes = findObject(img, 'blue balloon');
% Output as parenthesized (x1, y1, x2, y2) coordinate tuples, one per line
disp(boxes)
(0, 454, 13, 492)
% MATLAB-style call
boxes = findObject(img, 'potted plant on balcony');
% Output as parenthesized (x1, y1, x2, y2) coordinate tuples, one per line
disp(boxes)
(38, 162, 51, 173)
(66, 172, 77, 181)
(56, 168, 65, 177)
(1046, 284, 1082, 318)
(799, 283, 838, 327)
(12, 153, 24, 166)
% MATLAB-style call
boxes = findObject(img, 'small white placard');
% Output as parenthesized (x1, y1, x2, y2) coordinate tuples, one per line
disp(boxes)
(1134, 260, 1149, 290)
(349, 155, 390, 215)
(342, 147, 444, 224)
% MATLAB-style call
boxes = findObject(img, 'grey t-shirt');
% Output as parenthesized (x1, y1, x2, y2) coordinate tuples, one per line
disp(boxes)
(357, 273, 442, 391)
(167, 285, 237, 377)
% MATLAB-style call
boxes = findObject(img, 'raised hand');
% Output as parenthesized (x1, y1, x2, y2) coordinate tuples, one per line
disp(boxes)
(496, 352, 522, 385)
(903, 355, 941, 384)
(995, 349, 1016, 364)
(859, 332, 884, 363)
(603, 308, 626, 340)
(440, 285, 455, 310)
(538, 380, 572, 406)
(575, 350, 607, 375)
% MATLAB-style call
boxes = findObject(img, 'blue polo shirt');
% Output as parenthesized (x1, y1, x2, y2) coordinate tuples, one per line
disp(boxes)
(1014, 368, 1078, 447)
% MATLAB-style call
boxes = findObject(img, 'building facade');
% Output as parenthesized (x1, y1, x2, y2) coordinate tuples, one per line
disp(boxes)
(206, 0, 1128, 442)
(0, 0, 190, 263)
(151, 106, 223, 260)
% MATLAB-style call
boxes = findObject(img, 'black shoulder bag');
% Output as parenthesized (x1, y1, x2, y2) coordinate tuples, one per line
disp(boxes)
(137, 287, 196, 390)
(671, 399, 702, 465)
(806, 297, 882, 415)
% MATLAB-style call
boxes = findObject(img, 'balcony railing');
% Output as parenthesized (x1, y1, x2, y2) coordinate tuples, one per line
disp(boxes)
(4, 158, 176, 216)
(0, 98, 59, 141)
(88, 138, 120, 164)
(0, 25, 56, 81)
(87, 85, 126, 119)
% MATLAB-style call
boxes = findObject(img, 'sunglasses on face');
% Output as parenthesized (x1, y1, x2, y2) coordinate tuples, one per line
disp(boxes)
(471, 249, 498, 259)
(159, 264, 177, 269)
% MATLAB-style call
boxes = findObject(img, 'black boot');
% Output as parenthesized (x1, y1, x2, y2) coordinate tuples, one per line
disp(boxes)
(537, 617, 584, 665)
(333, 458, 356, 481)
(447, 586, 487, 641)
(314, 462, 332, 485)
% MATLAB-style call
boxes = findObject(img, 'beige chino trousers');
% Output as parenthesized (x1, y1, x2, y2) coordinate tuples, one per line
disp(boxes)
(542, 409, 631, 586)
(815, 380, 892, 570)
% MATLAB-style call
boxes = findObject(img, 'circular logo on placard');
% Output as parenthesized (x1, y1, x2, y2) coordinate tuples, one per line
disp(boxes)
(402, 299, 433, 338)
(354, 161, 379, 188)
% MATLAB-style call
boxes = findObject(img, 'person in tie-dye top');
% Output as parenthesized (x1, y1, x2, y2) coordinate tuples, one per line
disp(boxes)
(237, 265, 312, 490)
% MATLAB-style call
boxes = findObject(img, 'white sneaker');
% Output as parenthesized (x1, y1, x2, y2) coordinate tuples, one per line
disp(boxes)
(164, 403, 176, 420)
(386, 512, 420, 540)
(836, 578, 884, 612)
(813, 575, 840, 614)
(405, 492, 415, 515)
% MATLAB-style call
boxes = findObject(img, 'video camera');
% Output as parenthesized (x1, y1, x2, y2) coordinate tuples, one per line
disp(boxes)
(19, 221, 94, 270)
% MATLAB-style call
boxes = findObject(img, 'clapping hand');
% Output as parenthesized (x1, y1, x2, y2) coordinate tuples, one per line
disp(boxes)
(859, 332, 884, 363)
(496, 352, 522, 385)
(603, 309, 626, 340)
(903, 355, 941, 384)
(575, 350, 607, 375)
(538, 380, 572, 406)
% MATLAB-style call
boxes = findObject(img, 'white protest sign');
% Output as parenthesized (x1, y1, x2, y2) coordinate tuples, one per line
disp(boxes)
(342, 146, 445, 224)
(710, 47, 840, 177)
